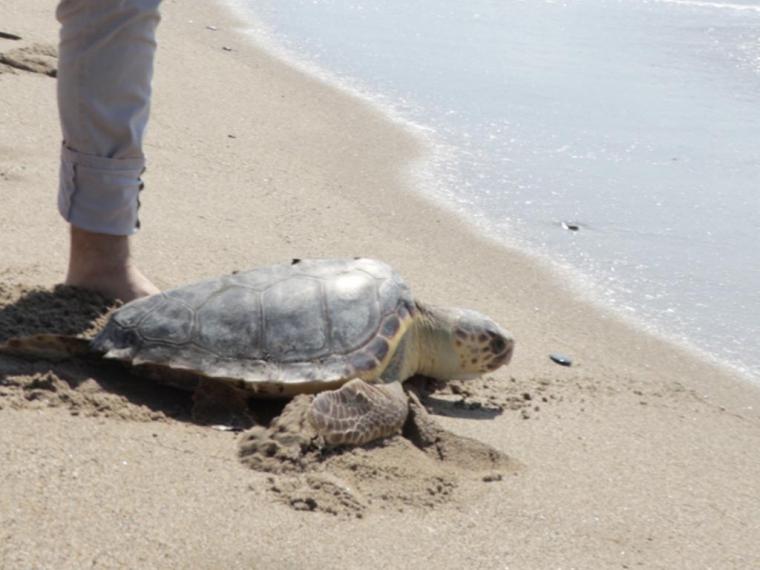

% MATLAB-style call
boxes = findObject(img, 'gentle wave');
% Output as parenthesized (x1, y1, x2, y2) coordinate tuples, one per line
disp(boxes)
(659, 0, 760, 12)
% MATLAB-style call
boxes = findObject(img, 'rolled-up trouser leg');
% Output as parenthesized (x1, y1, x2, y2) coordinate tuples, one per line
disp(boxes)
(56, 0, 161, 236)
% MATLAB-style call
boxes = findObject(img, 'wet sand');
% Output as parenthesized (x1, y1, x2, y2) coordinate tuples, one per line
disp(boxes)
(1, 1, 759, 567)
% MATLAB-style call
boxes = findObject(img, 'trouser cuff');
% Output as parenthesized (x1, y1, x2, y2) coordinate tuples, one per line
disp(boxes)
(57, 144, 146, 236)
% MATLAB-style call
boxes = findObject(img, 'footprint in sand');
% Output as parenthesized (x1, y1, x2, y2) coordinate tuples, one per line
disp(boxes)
(0, 42, 57, 77)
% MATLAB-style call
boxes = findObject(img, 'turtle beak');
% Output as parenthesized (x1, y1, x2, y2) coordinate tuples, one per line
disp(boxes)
(485, 325, 514, 370)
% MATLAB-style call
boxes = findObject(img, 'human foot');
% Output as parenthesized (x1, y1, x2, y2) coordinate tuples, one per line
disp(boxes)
(64, 226, 160, 302)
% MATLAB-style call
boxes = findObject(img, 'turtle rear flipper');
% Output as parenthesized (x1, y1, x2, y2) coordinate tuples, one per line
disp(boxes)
(0, 334, 93, 360)
(309, 379, 408, 445)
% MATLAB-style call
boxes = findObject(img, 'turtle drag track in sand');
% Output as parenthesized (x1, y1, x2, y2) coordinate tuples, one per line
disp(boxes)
(0, 283, 521, 517)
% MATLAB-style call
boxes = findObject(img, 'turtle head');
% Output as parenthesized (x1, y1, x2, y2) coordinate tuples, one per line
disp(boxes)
(415, 304, 514, 380)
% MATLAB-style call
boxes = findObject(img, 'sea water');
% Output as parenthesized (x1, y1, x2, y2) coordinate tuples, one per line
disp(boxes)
(231, 0, 760, 380)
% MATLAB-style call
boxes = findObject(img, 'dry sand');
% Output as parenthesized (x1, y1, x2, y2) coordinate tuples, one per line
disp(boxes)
(2, 0, 760, 568)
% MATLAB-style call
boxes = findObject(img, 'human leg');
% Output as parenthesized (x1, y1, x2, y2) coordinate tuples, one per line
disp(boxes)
(56, 0, 162, 301)
(64, 227, 159, 302)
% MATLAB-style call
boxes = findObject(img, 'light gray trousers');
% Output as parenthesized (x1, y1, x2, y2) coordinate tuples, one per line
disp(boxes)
(57, 0, 162, 235)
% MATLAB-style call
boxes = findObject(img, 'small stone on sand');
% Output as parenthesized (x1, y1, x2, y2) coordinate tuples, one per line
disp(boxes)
(549, 353, 573, 366)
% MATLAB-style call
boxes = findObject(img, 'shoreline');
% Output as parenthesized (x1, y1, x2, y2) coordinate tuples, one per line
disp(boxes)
(222, 0, 758, 385)
(2, 0, 760, 567)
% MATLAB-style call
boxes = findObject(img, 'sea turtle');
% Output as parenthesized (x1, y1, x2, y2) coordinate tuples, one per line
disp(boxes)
(0, 258, 514, 445)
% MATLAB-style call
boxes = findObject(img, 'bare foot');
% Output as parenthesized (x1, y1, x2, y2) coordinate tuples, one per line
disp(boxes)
(64, 226, 160, 302)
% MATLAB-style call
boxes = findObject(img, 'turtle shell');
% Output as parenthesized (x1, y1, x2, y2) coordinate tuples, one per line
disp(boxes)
(92, 258, 417, 396)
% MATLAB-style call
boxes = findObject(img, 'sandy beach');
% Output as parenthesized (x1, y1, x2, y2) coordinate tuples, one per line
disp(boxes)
(2, 0, 760, 568)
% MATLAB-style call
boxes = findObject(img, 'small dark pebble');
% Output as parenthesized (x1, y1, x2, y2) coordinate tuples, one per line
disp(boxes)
(561, 221, 580, 231)
(549, 353, 573, 367)
(522, 392, 532, 401)
(291, 497, 317, 511)
(0, 31, 22, 40)
(227, 134, 236, 139)
(222, 46, 233, 52)
(482, 473, 502, 482)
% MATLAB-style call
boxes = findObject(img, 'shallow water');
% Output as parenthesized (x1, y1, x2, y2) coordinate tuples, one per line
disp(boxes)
(232, 0, 760, 380)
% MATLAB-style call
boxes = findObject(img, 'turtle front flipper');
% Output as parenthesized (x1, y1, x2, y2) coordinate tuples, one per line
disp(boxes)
(309, 379, 408, 446)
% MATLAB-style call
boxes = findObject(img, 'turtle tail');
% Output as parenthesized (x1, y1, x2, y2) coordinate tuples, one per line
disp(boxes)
(0, 334, 94, 361)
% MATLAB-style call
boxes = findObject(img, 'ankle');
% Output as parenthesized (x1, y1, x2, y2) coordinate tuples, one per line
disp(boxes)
(65, 225, 159, 301)
(67, 226, 131, 275)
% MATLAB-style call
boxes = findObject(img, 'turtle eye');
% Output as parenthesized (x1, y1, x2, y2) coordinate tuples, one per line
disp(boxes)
(454, 328, 469, 341)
